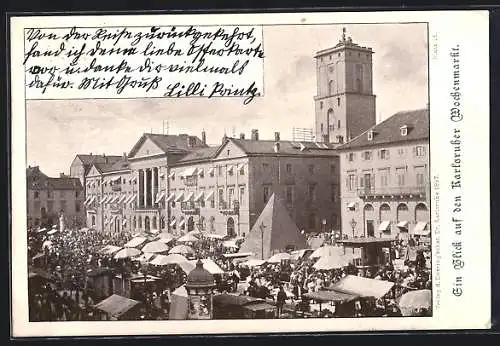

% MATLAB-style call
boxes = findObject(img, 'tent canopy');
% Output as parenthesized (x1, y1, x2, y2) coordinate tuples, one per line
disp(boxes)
(124, 236, 147, 248)
(238, 193, 307, 260)
(304, 290, 358, 302)
(178, 259, 224, 275)
(327, 275, 394, 299)
(93, 294, 141, 318)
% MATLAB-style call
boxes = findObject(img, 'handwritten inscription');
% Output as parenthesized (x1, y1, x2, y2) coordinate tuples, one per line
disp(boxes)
(24, 26, 265, 103)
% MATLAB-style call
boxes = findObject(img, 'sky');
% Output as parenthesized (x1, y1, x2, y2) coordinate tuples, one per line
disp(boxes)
(26, 23, 428, 177)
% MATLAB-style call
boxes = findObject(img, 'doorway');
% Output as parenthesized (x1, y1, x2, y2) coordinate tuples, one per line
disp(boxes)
(366, 220, 375, 237)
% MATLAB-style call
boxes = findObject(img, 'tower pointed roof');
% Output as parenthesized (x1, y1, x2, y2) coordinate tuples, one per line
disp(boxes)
(238, 193, 307, 260)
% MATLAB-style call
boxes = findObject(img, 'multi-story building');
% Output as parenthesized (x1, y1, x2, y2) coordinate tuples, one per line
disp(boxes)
(337, 109, 430, 238)
(70, 154, 122, 196)
(314, 28, 376, 145)
(27, 166, 85, 229)
(167, 130, 341, 237)
(84, 155, 136, 233)
(84, 133, 208, 233)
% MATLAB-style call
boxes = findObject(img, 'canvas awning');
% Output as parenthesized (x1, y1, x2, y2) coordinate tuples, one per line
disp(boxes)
(169, 219, 176, 227)
(205, 190, 214, 201)
(413, 222, 430, 236)
(159, 172, 165, 178)
(99, 196, 108, 204)
(175, 192, 184, 202)
(327, 275, 395, 299)
(208, 167, 215, 176)
(378, 221, 391, 231)
(227, 165, 234, 173)
(178, 219, 186, 228)
(198, 168, 204, 176)
(127, 194, 136, 204)
(304, 290, 358, 303)
(347, 202, 356, 210)
(397, 221, 409, 229)
(166, 193, 175, 202)
(184, 192, 194, 201)
(194, 191, 204, 202)
(223, 252, 254, 258)
(93, 294, 141, 318)
(111, 176, 121, 182)
(122, 218, 128, 226)
(118, 195, 128, 203)
(84, 196, 92, 205)
(86, 196, 96, 205)
(168, 172, 175, 179)
(155, 192, 165, 204)
(181, 167, 198, 177)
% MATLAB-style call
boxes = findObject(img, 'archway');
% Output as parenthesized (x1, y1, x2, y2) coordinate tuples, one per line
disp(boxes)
(144, 216, 150, 231)
(152, 216, 157, 230)
(115, 217, 120, 233)
(91, 215, 96, 227)
(396, 203, 410, 235)
(138, 216, 142, 229)
(379, 203, 392, 235)
(227, 217, 235, 237)
(209, 216, 215, 232)
(415, 203, 429, 222)
(363, 204, 375, 237)
(160, 217, 165, 230)
(199, 216, 206, 232)
(187, 216, 195, 232)
(133, 216, 137, 229)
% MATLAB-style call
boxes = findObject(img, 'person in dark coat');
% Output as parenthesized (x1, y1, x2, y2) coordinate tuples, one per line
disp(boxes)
(276, 286, 287, 318)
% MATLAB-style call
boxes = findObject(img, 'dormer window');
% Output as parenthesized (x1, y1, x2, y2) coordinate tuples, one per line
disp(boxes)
(367, 130, 374, 141)
(400, 125, 408, 136)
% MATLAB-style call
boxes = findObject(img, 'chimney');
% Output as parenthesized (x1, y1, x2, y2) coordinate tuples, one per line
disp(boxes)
(60, 173, 65, 178)
(251, 129, 259, 141)
(90, 152, 92, 156)
(239, 133, 245, 140)
(222, 133, 228, 144)
(201, 130, 207, 145)
(274, 132, 280, 142)
(123, 152, 127, 160)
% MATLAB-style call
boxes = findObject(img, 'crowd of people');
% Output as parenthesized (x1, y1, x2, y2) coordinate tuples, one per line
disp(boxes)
(27, 225, 432, 321)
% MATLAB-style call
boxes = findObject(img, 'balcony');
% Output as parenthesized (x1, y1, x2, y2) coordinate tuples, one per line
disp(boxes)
(219, 200, 239, 215)
(357, 186, 427, 199)
(181, 201, 200, 215)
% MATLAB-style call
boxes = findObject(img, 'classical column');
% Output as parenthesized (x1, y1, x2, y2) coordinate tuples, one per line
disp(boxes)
(151, 167, 156, 207)
(143, 169, 148, 208)
(137, 170, 142, 207)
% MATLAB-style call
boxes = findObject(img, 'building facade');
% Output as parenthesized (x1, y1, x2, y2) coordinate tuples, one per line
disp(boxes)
(314, 28, 376, 145)
(27, 166, 85, 229)
(167, 131, 341, 237)
(338, 109, 430, 238)
(70, 154, 122, 196)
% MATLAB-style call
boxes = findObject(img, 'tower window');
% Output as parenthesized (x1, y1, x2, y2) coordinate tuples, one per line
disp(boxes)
(338, 120, 341, 128)
(329, 55, 332, 60)
(358, 52, 361, 57)
(320, 101, 323, 109)
(329, 65, 334, 73)
(328, 80, 334, 95)
(338, 53, 340, 57)
(337, 97, 340, 107)
(320, 123, 324, 133)
(400, 125, 408, 136)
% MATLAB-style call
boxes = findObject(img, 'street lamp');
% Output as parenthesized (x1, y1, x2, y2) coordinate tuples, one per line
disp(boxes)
(259, 222, 266, 260)
(350, 218, 357, 238)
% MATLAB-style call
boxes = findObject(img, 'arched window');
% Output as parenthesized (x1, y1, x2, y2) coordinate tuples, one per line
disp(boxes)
(328, 80, 334, 95)
(199, 216, 206, 231)
(152, 216, 157, 229)
(133, 216, 137, 229)
(227, 217, 235, 237)
(188, 216, 195, 232)
(160, 216, 165, 229)
(415, 203, 429, 222)
(209, 216, 215, 232)
(396, 203, 410, 222)
(138, 216, 142, 228)
(91, 215, 96, 226)
(379, 203, 391, 221)
(144, 216, 150, 231)
(364, 204, 374, 212)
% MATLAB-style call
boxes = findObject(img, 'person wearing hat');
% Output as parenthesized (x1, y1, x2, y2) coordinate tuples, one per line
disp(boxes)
(276, 285, 287, 318)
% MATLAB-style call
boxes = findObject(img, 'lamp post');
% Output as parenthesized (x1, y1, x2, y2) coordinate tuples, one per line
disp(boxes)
(259, 222, 266, 260)
(350, 218, 357, 238)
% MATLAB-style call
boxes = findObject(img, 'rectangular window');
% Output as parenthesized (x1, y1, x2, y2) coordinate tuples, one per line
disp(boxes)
(210, 199, 215, 208)
(348, 174, 356, 191)
(263, 186, 270, 203)
(286, 186, 293, 203)
(286, 163, 292, 174)
(308, 164, 315, 174)
(380, 149, 389, 160)
(417, 173, 424, 186)
(228, 188, 234, 207)
(363, 151, 372, 160)
(415, 146, 426, 157)
(308, 184, 316, 201)
(218, 188, 224, 206)
(396, 168, 406, 186)
(75, 202, 81, 212)
(348, 153, 355, 162)
(381, 174, 388, 187)
(47, 190, 52, 199)
(34, 191, 39, 199)
(331, 184, 337, 203)
(308, 214, 316, 229)
(239, 166, 245, 175)
(330, 164, 336, 175)
(218, 166, 223, 176)
(262, 163, 269, 170)
(47, 200, 53, 213)
(75, 190, 79, 198)
(239, 186, 245, 205)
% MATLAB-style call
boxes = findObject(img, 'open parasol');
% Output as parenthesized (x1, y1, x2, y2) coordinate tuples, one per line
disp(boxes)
(141, 240, 169, 253)
(310, 245, 343, 259)
(312, 251, 350, 270)
(114, 247, 141, 260)
(156, 232, 175, 244)
(398, 289, 432, 316)
(267, 252, 292, 264)
(177, 233, 200, 243)
(169, 244, 195, 255)
(149, 253, 188, 266)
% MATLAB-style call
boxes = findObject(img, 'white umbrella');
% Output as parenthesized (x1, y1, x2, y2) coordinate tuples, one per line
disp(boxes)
(241, 258, 266, 267)
(222, 240, 239, 249)
(47, 229, 58, 235)
(267, 253, 292, 264)
(37, 228, 47, 233)
(135, 252, 155, 263)
(141, 241, 169, 254)
(310, 245, 343, 259)
(398, 289, 432, 316)
(150, 253, 188, 266)
(177, 233, 200, 243)
(313, 252, 349, 270)
(187, 230, 203, 237)
(204, 233, 225, 240)
(156, 232, 175, 244)
(169, 244, 195, 255)
(114, 247, 141, 259)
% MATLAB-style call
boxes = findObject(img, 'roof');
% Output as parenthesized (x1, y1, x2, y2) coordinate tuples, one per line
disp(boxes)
(76, 154, 122, 165)
(220, 138, 337, 157)
(93, 294, 141, 317)
(339, 237, 396, 246)
(128, 133, 208, 157)
(27, 167, 83, 190)
(238, 193, 308, 259)
(178, 146, 220, 163)
(337, 108, 429, 150)
(213, 294, 264, 307)
(303, 290, 358, 302)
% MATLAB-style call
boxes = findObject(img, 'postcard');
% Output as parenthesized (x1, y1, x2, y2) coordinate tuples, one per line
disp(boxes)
(9, 10, 490, 336)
